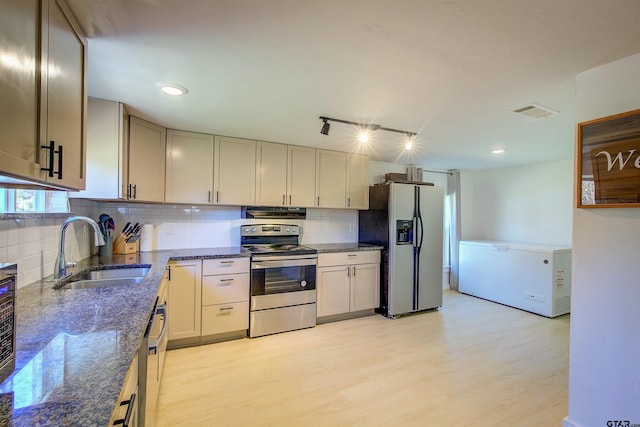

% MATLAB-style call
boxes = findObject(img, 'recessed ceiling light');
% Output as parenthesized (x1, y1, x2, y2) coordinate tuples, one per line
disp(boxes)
(159, 83, 188, 96)
(492, 149, 505, 154)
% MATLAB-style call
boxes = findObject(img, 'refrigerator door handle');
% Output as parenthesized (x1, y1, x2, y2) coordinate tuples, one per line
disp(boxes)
(412, 217, 418, 248)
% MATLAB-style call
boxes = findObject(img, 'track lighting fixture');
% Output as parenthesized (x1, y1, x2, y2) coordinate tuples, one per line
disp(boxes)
(319, 116, 417, 150)
(320, 118, 330, 135)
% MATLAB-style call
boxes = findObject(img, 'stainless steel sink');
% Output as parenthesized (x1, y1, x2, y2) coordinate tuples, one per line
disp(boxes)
(62, 276, 147, 289)
(58, 265, 151, 289)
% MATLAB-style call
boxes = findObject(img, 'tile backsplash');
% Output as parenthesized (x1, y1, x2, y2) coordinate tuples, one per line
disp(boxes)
(0, 199, 358, 288)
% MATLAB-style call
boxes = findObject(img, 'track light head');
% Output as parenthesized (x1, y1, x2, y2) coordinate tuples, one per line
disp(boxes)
(320, 119, 330, 135)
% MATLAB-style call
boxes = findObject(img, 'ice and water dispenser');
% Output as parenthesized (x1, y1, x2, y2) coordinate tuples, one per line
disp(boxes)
(396, 220, 413, 245)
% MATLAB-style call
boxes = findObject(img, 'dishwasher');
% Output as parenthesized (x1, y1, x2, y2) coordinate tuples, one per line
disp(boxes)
(139, 284, 169, 427)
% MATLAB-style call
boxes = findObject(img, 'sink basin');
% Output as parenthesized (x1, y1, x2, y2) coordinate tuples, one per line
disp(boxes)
(58, 265, 151, 290)
(62, 276, 147, 289)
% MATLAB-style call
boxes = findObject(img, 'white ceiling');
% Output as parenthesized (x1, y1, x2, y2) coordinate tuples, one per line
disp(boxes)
(66, 0, 640, 171)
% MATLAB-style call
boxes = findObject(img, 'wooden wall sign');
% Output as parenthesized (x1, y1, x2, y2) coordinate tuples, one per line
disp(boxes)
(577, 109, 640, 208)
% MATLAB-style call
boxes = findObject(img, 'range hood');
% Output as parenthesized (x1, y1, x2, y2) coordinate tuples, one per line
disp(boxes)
(242, 206, 306, 219)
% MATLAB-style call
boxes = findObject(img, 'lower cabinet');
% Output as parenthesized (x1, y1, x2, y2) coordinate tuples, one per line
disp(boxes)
(201, 258, 250, 336)
(316, 250, 380, 321)
(167, 257, 250, 347)
(167, 260, 202, 341)
(109, 353, 138, 427)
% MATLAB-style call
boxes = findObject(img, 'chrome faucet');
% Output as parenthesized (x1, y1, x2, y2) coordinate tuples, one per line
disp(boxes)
(54, 216, 106, 281)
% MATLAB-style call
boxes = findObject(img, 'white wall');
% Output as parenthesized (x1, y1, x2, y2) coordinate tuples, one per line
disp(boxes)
(564, 52, 640, 427)
(460, 160, 573, 246)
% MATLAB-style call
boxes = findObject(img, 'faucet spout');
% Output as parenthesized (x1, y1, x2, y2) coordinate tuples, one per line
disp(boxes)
(54, 216, 106, 281)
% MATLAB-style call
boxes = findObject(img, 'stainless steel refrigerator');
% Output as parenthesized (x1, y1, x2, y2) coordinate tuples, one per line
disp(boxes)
(359, 182, 443, 317)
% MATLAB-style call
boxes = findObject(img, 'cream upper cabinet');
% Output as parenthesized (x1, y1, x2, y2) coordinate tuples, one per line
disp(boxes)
(39, 0, 87, 190)
(287, 145, 316, 207)
(70, 97, 128, 199)
(315, 149, 347, 208)
(128, 116, 166, 202)
(165, 130, 214, 204)
(346, 153, 370, 209)
(214, 136, 256, 206)
(256, 141, 288, 206)
(0, 0, 41, 182)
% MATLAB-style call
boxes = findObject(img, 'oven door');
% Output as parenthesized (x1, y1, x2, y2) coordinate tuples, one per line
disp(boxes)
(251, 256, 316, 310)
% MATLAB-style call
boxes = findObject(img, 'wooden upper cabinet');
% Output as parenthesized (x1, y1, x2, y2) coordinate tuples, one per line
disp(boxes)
(287, 146, 316, 207)
(256, 141, 288, 206)
(40, 0, 87, 190)
(214, 136, 256, 206)
(0, 0, 41, 182)
(315, 149, 347, 208)
(166, 130, 214, 204)
(129, 116, 166, 202)
(70, 97, 128, 199)
(347, 153, 370, 209)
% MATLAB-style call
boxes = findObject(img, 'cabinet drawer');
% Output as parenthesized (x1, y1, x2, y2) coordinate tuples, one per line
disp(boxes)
(202, 257, 250, 275)
(202, 273, 249, 305)
(318, 250, 380, 267)
(202, 302, 249, 335)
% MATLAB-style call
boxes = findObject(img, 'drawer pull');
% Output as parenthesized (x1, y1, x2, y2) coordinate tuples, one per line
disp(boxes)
(347, 254, 358, 257)
(113, 393, 136, 426)
(220, 306, 234, 311)
(218, 279, 234, 286)
(220, 261, 235, 264)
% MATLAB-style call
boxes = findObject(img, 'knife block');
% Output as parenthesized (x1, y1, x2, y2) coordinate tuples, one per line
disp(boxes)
(113, 234, 139, 254)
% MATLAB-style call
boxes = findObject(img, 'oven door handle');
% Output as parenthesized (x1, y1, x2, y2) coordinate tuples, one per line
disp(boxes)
(252, 258, 317, 269)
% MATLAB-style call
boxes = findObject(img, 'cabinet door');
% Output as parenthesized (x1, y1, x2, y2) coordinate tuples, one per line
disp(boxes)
(316, 265, 351, 317)
(315, 149, 347, 208)
(214, 136, 256, 205)
(165, 130, 214, 204)
(287, 145, 316, 207)
(167, 260, 202, 341)
(70, 97, 127, 199)
(256, 141, 287, 206)
(347, 153, 369, 209)
(129, 116, 166, 202)
(0, 0, 41, 182)
(350, 263, 380, 312)
(40, 0, 87, 190)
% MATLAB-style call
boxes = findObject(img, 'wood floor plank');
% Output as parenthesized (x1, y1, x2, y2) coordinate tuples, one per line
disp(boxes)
(157, 290, 569, 426)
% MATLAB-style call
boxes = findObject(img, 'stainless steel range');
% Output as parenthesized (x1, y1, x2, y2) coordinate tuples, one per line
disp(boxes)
(241, 224, 317, 338)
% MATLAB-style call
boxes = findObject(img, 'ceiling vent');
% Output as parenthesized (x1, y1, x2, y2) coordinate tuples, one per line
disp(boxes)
(513, 104, 558, 120)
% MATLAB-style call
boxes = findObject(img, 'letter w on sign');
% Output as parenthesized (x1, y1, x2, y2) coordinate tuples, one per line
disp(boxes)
(591, 139, 640, 204)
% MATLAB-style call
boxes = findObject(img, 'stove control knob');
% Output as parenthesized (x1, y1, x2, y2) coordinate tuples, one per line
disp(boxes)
(251, 228, 256, 232)
(286, 227, 290, 232)
(300, 280, 307, 287)
(244, 228, 249, 233)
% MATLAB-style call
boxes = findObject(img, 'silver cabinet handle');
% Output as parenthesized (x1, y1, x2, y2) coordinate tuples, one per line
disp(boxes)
(347, 266, 350, 277)
(289, 194, 292, 205)
(348, 197, 351, 207)
(208, 190, 211, 203)
(353, 266, 356, 277)
(220, 260, 235, 264)
(317, 196, 320, 206)
(282, 194, 285, 205)
(218, 278, 234, 286)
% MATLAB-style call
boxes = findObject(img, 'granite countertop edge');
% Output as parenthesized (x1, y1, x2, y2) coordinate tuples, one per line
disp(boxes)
(306, 243, 384, 253)
(0, 247, 250, 427)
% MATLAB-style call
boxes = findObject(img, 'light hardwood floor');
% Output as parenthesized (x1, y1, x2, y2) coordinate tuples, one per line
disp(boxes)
(157, 290, 569, 426)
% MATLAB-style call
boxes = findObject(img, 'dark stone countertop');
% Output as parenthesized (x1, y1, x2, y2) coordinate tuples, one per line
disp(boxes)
(305, 243, 384, 253)
(0, 247, 249, 427)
